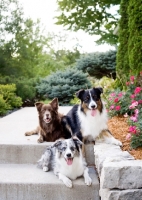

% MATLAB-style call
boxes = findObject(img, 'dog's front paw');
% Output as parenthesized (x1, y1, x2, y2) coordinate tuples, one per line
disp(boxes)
(114, 139, 122, 146)
(25, 132, 30, 136)
(85, 176, 92, 186)
(43, 166, 49, 172)
(63, 177, 72, 188)
(37, 138, 44, 143)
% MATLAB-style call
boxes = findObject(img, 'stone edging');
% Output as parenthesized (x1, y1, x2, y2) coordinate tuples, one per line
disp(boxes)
(94, 143, 142, 200)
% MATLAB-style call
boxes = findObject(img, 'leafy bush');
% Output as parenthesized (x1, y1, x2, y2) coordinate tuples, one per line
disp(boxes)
(0, 84, 22, 116)
(106, 72, 142, 149)
(0, 76, 39, 102)
(36, 68, 91, 105)
(76, 50, 116, 79)
(15, 77, 39, 101)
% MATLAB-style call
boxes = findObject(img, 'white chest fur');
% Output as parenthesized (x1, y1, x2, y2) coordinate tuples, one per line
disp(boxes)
(58, 156, 84, 180)
(77, 106, 108, 139)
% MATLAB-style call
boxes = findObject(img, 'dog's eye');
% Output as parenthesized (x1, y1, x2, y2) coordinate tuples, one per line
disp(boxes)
(85, 96, 90, 101)
(92, 95, 98, 100)
(70, 147, 75, 151)
(62, 147, 66, 151)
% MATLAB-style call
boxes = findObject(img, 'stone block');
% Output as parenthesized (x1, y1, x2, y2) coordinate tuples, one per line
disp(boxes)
(94, 143, 134, 176)
(100, 188, 142, 200)
(100, 160, 142, 189)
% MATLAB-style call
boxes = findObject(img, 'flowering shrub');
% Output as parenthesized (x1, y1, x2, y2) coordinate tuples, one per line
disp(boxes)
(106, 72, 142, 149)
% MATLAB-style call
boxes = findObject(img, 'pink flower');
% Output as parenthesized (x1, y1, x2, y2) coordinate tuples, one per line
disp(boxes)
(134, 109, 139, 116)
(115, 105, 121, 111)
(130, 94, 135, 99)
(138, 100, 142, 104)
(129, 126, 137, 134)
(114, 98, 119, 103)
(140, 71, 142, 76)
(130, 116, 138, 122)
(126, 81, 130, 86)
(110, 105, 114, 110)
(130, 76, 135, 82)
(118, 92, 123, 97)
(126, 133, 131, 140)
(110, 93, 116, 97)
(134, 87, 141, 94)
(129, 101, 138, 109)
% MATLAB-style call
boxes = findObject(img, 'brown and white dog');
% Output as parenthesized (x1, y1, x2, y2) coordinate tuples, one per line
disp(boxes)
(25, 98, 70, 143)
(64, 87, 122, 146)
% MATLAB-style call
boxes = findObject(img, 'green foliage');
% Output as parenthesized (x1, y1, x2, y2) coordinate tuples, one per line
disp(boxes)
(36, 68, 91, 105)
(0, 95, 9, 115)
(116, 0, 142, 86)
(128, 0, 142, 76)
(0, 84, 22, 116)
(116, 0, 130, 83)
(0, 76, 39, 102)
(76, 50, 116, 79)
(56, 0, 120, 45)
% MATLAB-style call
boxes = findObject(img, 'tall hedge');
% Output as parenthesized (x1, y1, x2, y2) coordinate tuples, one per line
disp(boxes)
(116, 0, 129, 83)
(128, 0, 142, 75)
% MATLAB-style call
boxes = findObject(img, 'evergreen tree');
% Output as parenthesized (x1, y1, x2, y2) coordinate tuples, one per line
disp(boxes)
(128, 0, 142, 75)
(36, 68, 91, 105)
(116, 0, 129, 83)
(76, 50, 116, 79)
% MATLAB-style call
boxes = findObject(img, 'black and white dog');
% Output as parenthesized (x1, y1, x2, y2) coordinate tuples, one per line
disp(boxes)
(64, 87, 122, 146)
(38, 137, 92, 188)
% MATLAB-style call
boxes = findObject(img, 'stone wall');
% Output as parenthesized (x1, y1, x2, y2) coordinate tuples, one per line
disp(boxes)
(93, 143, 142, 200)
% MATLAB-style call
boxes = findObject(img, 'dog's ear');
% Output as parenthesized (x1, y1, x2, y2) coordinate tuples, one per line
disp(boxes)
(50, 98, 58, 110)
(35, 102, 43, 112)
(72, 136, 83, 149)
(93, 87, 103, 94)
(76, 89, 85, 100)
(52, 139, 62, 148)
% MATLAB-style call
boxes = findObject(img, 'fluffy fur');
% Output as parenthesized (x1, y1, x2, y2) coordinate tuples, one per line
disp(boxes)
(64, 87, 122, 146)
(25, 98, 70, 143)
(37, 137, 92, 188)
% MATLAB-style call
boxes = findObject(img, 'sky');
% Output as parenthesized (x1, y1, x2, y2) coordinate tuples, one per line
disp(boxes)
(19, 0, 115, 53)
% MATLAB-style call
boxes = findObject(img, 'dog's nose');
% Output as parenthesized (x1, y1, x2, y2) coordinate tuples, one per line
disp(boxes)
(91, 105, 96, 109)
(66, 153, 71, 158)
(46, 114, 49, 117)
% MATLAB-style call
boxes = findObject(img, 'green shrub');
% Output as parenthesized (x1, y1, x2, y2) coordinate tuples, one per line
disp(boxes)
(36, 68, 91, 105)
(0, 84, 22, 116)
(76, 50, 116, 79)
(116, 0, 129, 83)
(15, 78, 38, 101)
(0, 76, 38, 101)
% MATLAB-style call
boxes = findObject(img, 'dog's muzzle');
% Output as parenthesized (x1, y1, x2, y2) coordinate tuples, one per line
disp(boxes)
(65, 153, 73, 165)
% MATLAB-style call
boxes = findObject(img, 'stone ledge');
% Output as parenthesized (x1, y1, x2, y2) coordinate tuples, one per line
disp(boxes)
(100, 188, 142, 200)
(101, 160, 142, 189)
(94, 143, 134, 176)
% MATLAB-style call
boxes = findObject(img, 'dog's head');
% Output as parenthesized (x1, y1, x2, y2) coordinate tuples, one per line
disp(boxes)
(35, 98, 59, 124)
(76, 87, 103, 115)
(52, 137, 82, 165)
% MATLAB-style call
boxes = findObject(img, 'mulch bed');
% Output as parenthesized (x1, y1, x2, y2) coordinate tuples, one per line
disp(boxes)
(108, 116, 142, 160)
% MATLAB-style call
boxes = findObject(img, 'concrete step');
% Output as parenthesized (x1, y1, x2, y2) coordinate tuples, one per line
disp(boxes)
(0, 164, 100, 200)
(0, 107, 94, 165)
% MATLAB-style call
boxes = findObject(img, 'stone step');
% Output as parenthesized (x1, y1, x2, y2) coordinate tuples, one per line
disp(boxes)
(0, 164, 100, 200)
(0, 107, 94, 165)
